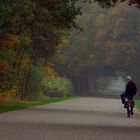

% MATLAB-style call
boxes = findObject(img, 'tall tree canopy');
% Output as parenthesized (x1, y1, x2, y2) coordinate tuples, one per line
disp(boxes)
(1, 0, 140, 99)
(0, 0, 81, 98)
(54, 2, 140, 93)
(93, 0, 140, 8)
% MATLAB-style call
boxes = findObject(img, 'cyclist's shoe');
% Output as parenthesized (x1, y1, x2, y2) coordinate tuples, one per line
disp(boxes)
(131, 111, 134, 115)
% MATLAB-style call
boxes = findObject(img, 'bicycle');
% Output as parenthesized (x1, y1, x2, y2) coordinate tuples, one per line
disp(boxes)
(124, 97, 135, 118)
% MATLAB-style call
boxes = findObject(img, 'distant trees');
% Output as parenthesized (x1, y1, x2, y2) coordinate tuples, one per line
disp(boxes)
(93, 0, 140, 8)
(54, 3, 140, 93)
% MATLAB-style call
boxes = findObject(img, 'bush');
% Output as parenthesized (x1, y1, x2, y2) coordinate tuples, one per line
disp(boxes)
(0, 86, 17, 104)
(23, 65, 73, 99)
(26, 65, 46, 99)
(43, 77, 73, 97)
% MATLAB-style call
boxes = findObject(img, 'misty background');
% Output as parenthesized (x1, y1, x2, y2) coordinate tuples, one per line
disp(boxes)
(53, 2, 140, 96)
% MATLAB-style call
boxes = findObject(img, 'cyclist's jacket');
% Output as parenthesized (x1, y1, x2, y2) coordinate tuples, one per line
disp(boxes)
(125, 80, 137, 97)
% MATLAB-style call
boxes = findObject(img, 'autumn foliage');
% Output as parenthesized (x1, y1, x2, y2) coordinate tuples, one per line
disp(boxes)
(0, 0, 80, 102)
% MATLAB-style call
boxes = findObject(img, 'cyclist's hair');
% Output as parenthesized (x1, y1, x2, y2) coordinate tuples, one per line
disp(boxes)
(126, 76, 132, 81)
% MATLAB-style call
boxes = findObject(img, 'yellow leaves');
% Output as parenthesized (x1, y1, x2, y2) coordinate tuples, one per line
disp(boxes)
(20, 53, 31, 71)
(60, 36, 69, 46)
(0, 86, 17, 103)
(20, 36, 31, 46)
(56, 36, 69, 49)
(43, 63, 57, 77)
(54, 49, 65, 64)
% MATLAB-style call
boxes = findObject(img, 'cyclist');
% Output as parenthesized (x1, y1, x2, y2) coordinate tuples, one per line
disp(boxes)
(120, 76, 137, 107)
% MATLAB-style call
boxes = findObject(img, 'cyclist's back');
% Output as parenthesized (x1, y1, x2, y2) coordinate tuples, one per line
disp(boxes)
(125, 77, 137, 100)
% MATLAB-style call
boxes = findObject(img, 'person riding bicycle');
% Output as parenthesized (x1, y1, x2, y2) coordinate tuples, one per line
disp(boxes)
(121, 76, 137, 107)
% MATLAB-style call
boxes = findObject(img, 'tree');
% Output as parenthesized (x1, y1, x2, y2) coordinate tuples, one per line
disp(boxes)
(93, 0, 140, 8)
(0, 0, 81, 99)
(54, 2, 140, 94)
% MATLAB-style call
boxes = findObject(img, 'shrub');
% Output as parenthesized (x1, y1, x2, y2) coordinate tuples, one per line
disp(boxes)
(43, 77, 73, 97)
(26, 65, 46, 100)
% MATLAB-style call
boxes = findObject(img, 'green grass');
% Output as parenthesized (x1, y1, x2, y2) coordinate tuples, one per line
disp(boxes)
(135, 99, 140, 109)
(0, 96, 78, 113)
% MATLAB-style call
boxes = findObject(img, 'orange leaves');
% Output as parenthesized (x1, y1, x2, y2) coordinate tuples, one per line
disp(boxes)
(0, 59, 8, 72)
(105, 41, 138, 69)
(0, 86, 17, 104)
(0, 34, 19, 95)
(0, 34, 19, 51)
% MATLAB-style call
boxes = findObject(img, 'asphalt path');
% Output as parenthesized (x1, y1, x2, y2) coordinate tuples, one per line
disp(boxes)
(0, 97, 140, 140)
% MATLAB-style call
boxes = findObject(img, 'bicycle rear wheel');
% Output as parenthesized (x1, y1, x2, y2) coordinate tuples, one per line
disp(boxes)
(127, 106, 130, 118)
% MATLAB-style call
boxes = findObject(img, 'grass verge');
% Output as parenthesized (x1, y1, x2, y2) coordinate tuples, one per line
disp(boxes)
(135, 99, 140, 109)
(0, 96, 78, 113)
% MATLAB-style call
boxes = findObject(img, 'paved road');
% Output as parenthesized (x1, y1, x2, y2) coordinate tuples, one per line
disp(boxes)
(0, 97, 140, 140)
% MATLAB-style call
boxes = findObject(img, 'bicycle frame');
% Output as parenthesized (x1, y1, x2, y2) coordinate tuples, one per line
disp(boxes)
(125, 97, 134, 118)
